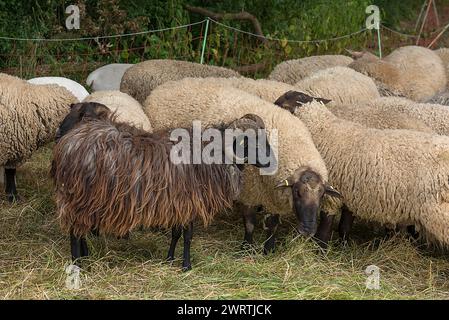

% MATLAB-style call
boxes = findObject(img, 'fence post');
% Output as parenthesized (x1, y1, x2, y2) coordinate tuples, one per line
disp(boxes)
(377, 21, 382, 58)
(200, 18, 210, 64)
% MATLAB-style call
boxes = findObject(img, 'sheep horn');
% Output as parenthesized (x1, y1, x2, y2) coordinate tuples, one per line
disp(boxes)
(274, 176, 295, 188)
(324, 182, 343, 199)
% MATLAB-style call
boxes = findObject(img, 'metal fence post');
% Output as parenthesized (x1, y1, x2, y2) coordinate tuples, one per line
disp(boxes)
(200, 18, 210, 64)
(377, 21, 382, 58)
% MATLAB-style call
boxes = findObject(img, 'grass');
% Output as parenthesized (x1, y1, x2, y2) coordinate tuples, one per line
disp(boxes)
(1, 145, 449, 299)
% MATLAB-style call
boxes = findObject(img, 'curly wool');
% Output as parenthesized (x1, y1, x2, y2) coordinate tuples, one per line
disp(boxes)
(329, 96, 449, 135)
(168, 77, 294, 103)
(294, 66, 380, 106)
(143, 78, 336, 216)
(268, 55, 353, 85)
(120, 59, 241, 104)
(0, 73, 77, 167)
(52, 117, 242, 237)
(171, 74, 377, 108)
(83, 90, 152, 131)
(427, 90, 449, 105)
(349, 46, 447, 102)
(27, 77, 88, 102)
(294, 101, 449, 246)
(435, 48, 449, 89)
(208, 76, 430, 134)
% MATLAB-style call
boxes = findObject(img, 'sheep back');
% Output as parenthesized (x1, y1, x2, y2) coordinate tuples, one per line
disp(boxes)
(268, 55, 353, 85)
(294, 66, 380, 105)
(0, 73, 77, 167)
(327, 98, 433, 133)
(350, 46, 446, 101)
(120, 59, 241, 104)
(83, 90, 152, 132)
(333, 96, 449, 135)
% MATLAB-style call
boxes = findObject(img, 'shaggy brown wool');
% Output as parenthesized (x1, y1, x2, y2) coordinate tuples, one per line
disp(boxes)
(52, 117, 242, 238)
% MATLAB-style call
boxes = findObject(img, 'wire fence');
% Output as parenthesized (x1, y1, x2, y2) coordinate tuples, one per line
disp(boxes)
(0, 18, 446, 82)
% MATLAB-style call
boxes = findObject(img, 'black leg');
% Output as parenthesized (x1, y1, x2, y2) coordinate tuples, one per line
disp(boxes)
(338, 206, 354, 241)
(166, 226, 182, 261)
(117, 232, 130, 240)
(5, 168, 17, 203)
(315, 211, 335, 248)
(406, 225, 419, 240)
(91, 228, 100, 237)
(263, 214, 280, 254)
(240, 204, 257, 249)
(182, 222, 194, 271)
(71, 232, 83, 265)
(80, 237, 89, 258)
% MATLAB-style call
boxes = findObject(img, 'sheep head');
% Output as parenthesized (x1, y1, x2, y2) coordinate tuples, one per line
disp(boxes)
(225, 114, 277, 171)
(346, 49, 379, 62)
(275, 167, 342, 237)
(55, 102, 111, 141)
(274, 90, 331, 113)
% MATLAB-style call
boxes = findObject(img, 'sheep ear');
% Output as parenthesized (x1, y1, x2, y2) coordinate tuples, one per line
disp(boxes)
(92, 103, 110, 119)
(345, 49, 364, 59)
(275, 177, 294, 189)
(324, 183, 342, 199)
(241, 114, 265, 129)
(316, 97, 332, 105)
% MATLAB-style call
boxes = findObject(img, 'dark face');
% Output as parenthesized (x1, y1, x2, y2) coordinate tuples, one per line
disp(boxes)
(274, 90, 331, 114)
(229, 114, 277, 170)
(56, 102, 110, 141)
(276, 168, 342, 237)
(233, 133, 276, 169)
(291, 171, 327, 236)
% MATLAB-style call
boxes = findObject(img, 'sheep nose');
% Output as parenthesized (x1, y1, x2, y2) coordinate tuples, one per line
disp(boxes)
(297, 223, 317, 238)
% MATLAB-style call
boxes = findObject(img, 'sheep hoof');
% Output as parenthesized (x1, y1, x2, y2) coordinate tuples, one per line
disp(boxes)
(339, 238, 350, 248)
(314, 238, 329, 250)
(7, 193, 20, 203)
(240, 241, 255, 251)
(263, 244, 276, 255)
(182, 264, 192, 272)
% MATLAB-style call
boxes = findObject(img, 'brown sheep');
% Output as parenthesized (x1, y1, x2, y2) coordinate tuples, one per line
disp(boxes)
(52, 102, 276, 271)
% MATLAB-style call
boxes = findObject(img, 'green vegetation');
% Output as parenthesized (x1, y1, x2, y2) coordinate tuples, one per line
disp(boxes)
(0, 0, 426, 79)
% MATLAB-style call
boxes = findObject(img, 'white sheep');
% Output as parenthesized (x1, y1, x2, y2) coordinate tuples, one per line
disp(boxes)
(435, 48, 449, 88)
(268, 55, 353, 85)
(276, 92, 449, 246)
(294, 66, 380, 106)
(143, 78, 342, 250)
(168, 71, 378, 108)
(0, 73, 77, 202)
(328, 96, 449, 134)
(86, 63, 133, 92)
(82, 90, 152, 132)
(120, 59, 241, 103)
(348, 46, 447, 101)
(27, 77, 88, 102)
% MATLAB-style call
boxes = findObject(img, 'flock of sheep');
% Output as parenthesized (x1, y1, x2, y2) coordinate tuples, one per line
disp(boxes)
(2, 44, 449, 271)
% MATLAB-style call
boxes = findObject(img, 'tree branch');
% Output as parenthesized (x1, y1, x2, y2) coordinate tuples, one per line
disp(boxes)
(185, 5, 267, 42)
